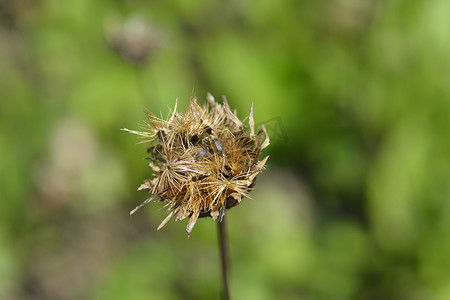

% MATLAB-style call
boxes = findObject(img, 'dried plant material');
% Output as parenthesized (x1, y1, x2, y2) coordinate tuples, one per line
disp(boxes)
(130, 194, 157, 215)
(249, 103, 255, 137)
(123, 94, 269, 236)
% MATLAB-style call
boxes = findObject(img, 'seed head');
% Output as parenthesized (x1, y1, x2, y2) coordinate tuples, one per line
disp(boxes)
(123, 93, 269, 236)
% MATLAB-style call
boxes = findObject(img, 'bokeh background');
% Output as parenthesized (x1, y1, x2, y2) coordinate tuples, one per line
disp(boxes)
(2, 0, 450, 299)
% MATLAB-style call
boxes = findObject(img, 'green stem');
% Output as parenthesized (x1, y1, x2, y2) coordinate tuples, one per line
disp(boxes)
(217, 214, 231, 300)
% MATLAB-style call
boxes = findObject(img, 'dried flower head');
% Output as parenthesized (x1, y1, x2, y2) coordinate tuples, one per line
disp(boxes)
(123, 93, 269, 236)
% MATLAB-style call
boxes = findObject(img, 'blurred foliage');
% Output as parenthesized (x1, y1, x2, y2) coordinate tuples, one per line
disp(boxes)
(1, 0, 450, 299)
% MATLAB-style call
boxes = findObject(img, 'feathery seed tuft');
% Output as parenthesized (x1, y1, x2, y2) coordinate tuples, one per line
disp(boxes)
(123, 93, 269, 236)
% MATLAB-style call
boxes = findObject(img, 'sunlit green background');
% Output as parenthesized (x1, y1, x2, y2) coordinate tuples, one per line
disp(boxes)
(2, 0, 450, 299)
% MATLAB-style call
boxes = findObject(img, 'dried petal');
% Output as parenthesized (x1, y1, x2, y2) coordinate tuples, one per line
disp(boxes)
(249, 103, 255, 137)
(186, 211, 199, 237)
(130, 194, 157, 215)
(176, 205, 189, 221)
(210, 204, 220, 221)
(218, 207, 226, 222)
(137, 180, 152, 191)
(261, 123, 270, 149)
(157, 211, 175, 230)
(230, 192, 242, 203)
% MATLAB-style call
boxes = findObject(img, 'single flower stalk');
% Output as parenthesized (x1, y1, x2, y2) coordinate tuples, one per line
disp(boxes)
(123, 93, 269, 236)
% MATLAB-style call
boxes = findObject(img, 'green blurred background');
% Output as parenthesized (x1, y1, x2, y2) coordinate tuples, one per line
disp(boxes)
(1, 0, 450, 299)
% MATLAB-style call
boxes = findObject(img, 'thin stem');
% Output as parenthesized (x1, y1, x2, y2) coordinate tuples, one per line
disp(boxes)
(217, 214, 231, 300)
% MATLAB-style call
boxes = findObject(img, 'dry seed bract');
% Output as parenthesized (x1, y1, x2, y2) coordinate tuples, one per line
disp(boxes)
(123, 93, 269, 236)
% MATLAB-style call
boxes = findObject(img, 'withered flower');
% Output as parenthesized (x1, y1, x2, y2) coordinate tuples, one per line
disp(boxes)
(123, 93, 269, 236)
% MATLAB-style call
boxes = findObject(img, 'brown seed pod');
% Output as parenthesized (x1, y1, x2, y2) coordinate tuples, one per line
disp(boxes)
(123, 93, 269, 236)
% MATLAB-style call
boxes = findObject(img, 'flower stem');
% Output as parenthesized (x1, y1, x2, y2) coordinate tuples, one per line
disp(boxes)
(217, 214, 231, 300)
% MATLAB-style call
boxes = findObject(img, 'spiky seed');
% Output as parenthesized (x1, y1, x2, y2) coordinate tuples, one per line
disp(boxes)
(194, 147, 209, 159)
(213, 138, 224, 154)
